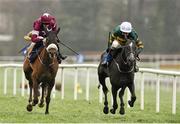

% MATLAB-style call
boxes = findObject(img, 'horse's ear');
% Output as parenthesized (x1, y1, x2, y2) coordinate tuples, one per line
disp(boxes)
(57, 27, 60, 34)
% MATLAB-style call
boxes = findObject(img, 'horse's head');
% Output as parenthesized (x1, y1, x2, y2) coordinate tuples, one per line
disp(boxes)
(43, 27, 60, 58)
(122, 41, 136, 65)
(114, 40, 136, 72)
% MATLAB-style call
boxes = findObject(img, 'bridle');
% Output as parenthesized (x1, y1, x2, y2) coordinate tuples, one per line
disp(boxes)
(37, 40, 58, 67)
(113, 42, 135, 73)
(121, 42, 136, 64)
(37, 28, 59, 67)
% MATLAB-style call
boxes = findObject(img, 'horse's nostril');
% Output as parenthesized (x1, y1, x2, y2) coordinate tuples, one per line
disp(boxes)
(50, 52, 56, 58)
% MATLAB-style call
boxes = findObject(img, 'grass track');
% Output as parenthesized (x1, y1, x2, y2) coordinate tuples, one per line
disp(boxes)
(0, 87, 180, 123)
(0, 67, 180, 123)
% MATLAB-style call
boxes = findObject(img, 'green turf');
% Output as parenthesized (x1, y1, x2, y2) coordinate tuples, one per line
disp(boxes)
(0, 67, 180, 123)
(0, 87, 180, 123)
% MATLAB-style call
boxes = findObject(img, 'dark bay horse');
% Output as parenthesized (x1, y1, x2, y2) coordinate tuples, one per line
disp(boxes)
(23, 27, 60, 114)
(98, 41, 137, 115)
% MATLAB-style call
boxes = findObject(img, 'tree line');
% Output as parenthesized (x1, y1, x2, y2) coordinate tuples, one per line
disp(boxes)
(0, 0, 179, 56)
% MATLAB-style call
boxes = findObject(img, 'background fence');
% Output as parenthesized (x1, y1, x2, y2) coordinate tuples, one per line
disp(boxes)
(0, 63, 179, 114)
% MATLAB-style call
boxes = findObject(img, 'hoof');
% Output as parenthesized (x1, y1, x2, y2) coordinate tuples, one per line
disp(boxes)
(38, 103, 44, 108)
(27, 104, 33, 112)
(45, 111, 49, 114)
(119, 107, 125, 115)
(110, 109, 116, 114)
(128, 100, 134, 107)
(103, 107, 109, 114)
(32, 100, 38, 106)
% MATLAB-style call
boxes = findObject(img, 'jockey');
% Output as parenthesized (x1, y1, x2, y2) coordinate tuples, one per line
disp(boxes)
(25, 12, 67, 63)
(101, 21, 144, 72)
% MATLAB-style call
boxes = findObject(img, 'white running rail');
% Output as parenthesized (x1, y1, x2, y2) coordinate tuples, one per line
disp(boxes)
(0, 63, 179, 114)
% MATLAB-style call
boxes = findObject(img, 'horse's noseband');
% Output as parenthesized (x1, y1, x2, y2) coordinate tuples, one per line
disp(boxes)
(46, 43, 58, 52)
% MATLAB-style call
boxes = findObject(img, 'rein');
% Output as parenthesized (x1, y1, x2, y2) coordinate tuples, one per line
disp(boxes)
(113, 59, 134, 73)
(113, 43, 135, 73)
(120, 48, 128, 64)
(37, 54, 55, 67)
(36, 47, 56, 67)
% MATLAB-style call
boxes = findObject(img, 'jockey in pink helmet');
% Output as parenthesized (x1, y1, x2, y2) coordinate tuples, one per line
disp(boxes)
(27, 13, 66, 63)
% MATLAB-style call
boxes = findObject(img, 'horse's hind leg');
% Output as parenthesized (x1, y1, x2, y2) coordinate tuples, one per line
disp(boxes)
(110, 86, 118, 114)
(119, 86, 126, 115)
(127, 82, 136, 107)
(98, 75, 109, 114)
(45, 79, 55, 114)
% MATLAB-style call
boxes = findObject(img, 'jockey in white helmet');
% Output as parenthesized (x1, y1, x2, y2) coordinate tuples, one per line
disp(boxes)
(101, 21, 144, 72)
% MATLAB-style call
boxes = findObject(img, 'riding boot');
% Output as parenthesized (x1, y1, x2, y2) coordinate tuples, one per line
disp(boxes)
(29, 42, 43, 63)
(57, 51, 67, 63)
(101, 49, 113, 65)
(56, 44, 67, 63)
(58, 52, 67, 60)
(29, 44, 38, 63)
(29, 51, 37, 63)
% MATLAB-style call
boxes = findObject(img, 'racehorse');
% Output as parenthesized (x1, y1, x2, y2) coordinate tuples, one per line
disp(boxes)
(98, 40, 137, 115)
(23, 27, 60, 114)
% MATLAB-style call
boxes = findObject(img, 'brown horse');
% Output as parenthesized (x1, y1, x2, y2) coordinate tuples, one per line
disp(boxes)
(23, 27, 60, 114)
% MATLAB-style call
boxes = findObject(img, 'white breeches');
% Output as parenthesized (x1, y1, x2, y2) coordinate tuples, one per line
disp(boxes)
(111, 40, 121, 49)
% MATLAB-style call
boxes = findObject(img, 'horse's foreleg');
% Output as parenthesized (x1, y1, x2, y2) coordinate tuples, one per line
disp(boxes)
(110, 86, 118, 114)
(28, 82, 33, 103)
(27, 82, 33, 112)
(39, 84, 45, 108)
(103, 90, 109, 114)
(45, 79, 55, 114)
(119, 86, 126, 115)
(128, 82, 136, 107)
(32, 75, 39, 106)
(98, 75, 109, 114)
